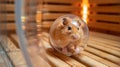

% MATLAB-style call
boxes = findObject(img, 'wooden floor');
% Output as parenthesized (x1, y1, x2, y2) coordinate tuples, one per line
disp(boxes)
(7, 32, 120, 67)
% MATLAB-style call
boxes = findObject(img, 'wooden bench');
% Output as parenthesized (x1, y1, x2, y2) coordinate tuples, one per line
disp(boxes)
(7, 31, 120, 67)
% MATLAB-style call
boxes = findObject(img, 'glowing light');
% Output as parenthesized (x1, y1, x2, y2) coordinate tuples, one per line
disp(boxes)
(82, 0, 88, 24)
(21, 16, 26, 30)
(21, 16, 26, 22)
(36, 11, 42, 23)
(72, 20, 79, 27)
(82, 5, 88, 23)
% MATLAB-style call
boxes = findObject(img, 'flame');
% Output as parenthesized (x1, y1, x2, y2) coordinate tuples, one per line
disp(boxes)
(82, 5, 88, 23)
(82, 0, 88, 23)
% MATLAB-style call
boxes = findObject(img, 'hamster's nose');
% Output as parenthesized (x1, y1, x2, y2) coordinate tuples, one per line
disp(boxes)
(72, 34, 79, 40)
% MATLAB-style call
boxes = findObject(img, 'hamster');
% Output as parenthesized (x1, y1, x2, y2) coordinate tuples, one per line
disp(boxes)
(51, 17, 83, 55)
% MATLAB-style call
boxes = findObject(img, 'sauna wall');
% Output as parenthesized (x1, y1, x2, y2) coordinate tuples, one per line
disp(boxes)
(0, 0, 120, 35)
(0, 0, 82, 32)
(88, 0, 120, 35)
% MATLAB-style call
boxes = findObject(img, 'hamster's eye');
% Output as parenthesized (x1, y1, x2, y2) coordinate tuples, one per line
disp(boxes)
(77, 28, 79, 30)
(68, 26, 72, 30)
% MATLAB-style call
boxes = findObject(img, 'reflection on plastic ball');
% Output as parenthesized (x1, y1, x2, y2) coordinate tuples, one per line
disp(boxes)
(49, 14, 89, 56)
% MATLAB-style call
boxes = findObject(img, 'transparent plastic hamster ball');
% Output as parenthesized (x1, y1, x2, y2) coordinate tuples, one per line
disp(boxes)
(50, 14, 89, 56)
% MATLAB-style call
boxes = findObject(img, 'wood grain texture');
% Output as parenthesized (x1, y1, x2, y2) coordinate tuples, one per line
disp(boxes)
(88, 22, 120, 32)
(0, 23, 16, 30)
(88, 41, 120, 57)
(89, 6, 120, 13)
(88, 39, 120, 51)
(88, 0, 120, 34)
(42, 5, 80, 12)
(8, 32, 120, 67)
(90, 31, 120, 41)
(0, 0, 82, 4)
(82, 51, 120, 67)
(88, 14, 120, 23)
(73, 54, 108, 67)
(0, 14, 14, 22)
(43, 0, 81, 4)
(43, 13, 67, 20)
(85, 46, 120, 65)
(0, 4, 14, 12)
(89, 0, 120, 4)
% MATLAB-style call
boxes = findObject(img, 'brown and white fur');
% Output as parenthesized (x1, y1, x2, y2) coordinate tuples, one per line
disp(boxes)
(51, 17, 83, 55)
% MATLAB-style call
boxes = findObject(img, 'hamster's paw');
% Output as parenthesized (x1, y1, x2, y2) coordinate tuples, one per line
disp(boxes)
(74, 47, 84, 54)
(62, 48, 68, 54)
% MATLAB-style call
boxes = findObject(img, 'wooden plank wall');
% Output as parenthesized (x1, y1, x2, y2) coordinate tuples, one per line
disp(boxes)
(0, 0, 15, 31)
(88, 0, 120, 35)
(0, 0, 82, 31)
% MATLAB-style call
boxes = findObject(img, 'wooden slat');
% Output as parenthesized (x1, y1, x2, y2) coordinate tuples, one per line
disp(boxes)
(82, 51, 120, 67)
(25, 0, 81, 5)
(1, 13, 67, 21)
(88, 14, 120, 23)
(90, 36, 120, 45)
(85, 46, 120, 65)
(0, 22, 51, 30)
(90, 36, 120, 48)
(88, 41, 120, 57)
(48, 49, 86, 67)
(89, 39, 120, 51)
(26, 5, 80, 14)
(10, 35, 18, 43)
(0, 14, 14, 21)
(7, 37, 26, 67)
(7, 37, 18, 51)
(88, 22, 120, 32)
(42, 5, 80, 12)
(17, 64, 27, 67)
(46, 52, 70, 67)
(89, 0, 120, 4)
(42, 21, 53, 28)
(36, 21, 53, 28)
(89, 6, 120, 13)
(43, 13, 67, 20)
(3, 0, 82, 3)
(0, 0, 14, 3)
(44, 0, 81, 4)
(0, 4, 14, 12)
(43, 21, 53, 25)
(9, 34, 19, 48)
(8, 51, 26, 67)
(27, 47, 51, 67)
(72, 54, 108, 67)
(0, 23, 16, 30)
(90, 31, 120, 41)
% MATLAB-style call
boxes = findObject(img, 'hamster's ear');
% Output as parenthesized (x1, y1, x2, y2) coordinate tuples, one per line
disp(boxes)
(63, 18, 68, 25)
